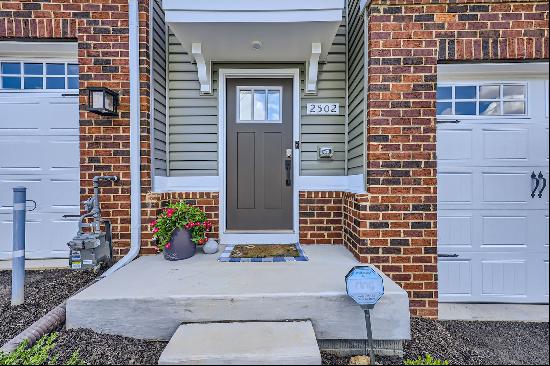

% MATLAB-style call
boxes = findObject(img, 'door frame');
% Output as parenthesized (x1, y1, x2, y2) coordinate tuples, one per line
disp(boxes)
(218, 68, 300, 245)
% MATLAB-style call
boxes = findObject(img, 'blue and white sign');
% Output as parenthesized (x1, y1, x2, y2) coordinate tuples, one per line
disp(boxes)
(345, 266, 384, 306)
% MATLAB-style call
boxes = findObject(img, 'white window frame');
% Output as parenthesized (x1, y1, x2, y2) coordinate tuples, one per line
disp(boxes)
(236, 85, 283, 123)
(0, 58, 78, 93)
(436, 81, 529, 119)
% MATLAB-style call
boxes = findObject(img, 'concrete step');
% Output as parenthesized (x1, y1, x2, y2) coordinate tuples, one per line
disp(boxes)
(158, 321, 322, 365)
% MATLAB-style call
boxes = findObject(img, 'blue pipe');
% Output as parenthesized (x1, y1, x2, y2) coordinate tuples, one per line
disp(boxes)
(11, 187, 26, 306)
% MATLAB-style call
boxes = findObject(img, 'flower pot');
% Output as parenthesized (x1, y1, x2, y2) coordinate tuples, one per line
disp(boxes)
(202, 238, 219, 255)
(163, 228, 196, 261)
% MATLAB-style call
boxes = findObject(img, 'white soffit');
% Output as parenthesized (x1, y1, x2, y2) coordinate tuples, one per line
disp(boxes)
(162, 0, 345, 94)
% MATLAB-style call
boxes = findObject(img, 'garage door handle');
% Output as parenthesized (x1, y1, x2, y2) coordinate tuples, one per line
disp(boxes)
(437, 119, 460, 124)
(538, 171, 547, 198)
(438, 254, 459, 258)
(531, 171, 540, 198)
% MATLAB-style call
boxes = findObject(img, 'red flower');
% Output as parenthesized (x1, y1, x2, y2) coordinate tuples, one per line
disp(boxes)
(165, 242, 172, 250)
(150, 220, 157, 227)
(166, 208, 175, 218)
(152, 227, 159, 234)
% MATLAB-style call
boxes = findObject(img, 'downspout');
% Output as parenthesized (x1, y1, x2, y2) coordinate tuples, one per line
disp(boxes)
(103, 0, 141, 277)
(361, 0, 370, 192)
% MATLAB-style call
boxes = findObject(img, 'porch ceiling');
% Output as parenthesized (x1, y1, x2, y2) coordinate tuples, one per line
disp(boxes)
(162, 0, 345, 94)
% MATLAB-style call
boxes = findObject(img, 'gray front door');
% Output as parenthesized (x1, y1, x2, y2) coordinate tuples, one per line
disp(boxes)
(226, 78, 293, 231)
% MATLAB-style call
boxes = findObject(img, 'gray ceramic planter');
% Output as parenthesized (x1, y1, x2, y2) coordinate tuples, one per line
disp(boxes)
(163, 228, 196, 261)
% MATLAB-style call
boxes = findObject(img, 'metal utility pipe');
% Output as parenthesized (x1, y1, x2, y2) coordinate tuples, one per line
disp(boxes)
(11, 187, 26, 306)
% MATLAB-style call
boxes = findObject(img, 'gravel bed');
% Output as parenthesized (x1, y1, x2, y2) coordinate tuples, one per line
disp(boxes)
(321, 317, 549, 365)
(53, 329, 167, 365)
(0, 269, 100, 346)
(47, 317, 547, 365)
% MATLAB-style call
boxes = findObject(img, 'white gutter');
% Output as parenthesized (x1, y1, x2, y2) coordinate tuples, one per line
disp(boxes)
(103, 0, 141, 277)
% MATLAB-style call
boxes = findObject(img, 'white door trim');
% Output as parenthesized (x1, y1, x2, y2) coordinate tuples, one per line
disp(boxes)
(218, 68, 300, 245)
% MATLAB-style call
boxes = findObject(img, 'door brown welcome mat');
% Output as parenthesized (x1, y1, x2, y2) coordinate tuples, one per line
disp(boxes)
(218, 244, 309, 262)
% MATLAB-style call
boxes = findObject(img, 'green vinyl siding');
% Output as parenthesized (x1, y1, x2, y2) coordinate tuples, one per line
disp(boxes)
(152, 0, 168, 176)
(346, 0, 365, 176)
(165, 13, 348, 177)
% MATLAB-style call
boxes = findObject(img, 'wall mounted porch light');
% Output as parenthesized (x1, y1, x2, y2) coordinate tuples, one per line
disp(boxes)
(86, 87, 119, 116)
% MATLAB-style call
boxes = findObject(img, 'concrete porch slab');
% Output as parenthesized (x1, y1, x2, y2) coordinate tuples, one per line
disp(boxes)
(158, 321, 322, 365)
(66, 245, 410, 342)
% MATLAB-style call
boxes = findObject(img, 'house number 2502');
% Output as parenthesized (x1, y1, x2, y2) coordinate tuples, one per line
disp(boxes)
(307, 103, 340, 115)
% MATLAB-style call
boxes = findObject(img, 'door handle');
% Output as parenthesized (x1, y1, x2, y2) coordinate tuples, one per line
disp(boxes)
(531, 171, 541, 198)
(285, 160, 292, 187)
(538, 171, 547, 198)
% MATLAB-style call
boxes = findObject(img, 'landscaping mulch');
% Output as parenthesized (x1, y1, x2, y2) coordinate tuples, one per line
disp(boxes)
(0, 269, 100, 346)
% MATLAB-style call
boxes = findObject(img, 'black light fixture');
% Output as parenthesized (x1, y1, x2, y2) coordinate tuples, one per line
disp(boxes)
(86, 87, 119, 116)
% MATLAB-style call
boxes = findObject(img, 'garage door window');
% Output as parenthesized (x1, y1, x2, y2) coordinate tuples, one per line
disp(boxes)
(0, 61, 78, 91)
(437, 83, 527, 117)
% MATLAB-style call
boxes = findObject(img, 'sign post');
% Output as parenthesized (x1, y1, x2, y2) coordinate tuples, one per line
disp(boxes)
(345, 266, 385, 365)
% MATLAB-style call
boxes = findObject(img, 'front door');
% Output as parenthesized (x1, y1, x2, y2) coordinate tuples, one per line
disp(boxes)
(226, 78, 293, 231)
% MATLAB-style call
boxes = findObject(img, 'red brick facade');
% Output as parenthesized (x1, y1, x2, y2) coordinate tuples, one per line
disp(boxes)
(0, 0, 153, 258)
(1, 0, 548, 318)
(299, 192, 344, 245)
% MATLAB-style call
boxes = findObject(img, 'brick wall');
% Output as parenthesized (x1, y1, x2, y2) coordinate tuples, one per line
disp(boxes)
(0, 0, 153, 258)
(299, 192, 344, 245)
(358, 0, 549, 317)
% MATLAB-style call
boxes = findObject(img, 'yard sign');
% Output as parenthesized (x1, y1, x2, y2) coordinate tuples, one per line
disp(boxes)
(345, 266, 385, 365)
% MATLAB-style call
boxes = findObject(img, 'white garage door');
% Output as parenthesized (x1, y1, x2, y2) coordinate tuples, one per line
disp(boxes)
(437, 66, 549, 304)
(0, 59, 80, 259)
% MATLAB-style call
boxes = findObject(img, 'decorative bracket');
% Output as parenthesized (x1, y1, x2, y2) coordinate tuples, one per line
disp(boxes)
(306, 43, 322, 94)
(191, 42, 212, 95)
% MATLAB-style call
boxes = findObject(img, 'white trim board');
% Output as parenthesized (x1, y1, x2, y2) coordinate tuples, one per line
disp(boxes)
(154, 174, 366, 194)
(0, 41, 78, 60)
(154, 176, 220, 192)
(438, 62, 549, 82)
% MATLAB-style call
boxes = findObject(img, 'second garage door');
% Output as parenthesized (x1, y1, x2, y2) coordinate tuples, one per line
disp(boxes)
(437, 64, 549, 304)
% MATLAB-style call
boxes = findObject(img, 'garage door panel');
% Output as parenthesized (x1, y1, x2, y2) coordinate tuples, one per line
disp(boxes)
(47, 136, 79, 169)
(439, 260, 472, 298)
(482, 216, 527, 247)
(483, 129, 529, 161)
(0, 212, 75, 259)
(481, 260, 527, 298)
(438, 173, 473, 205)
(438, 123, 548, 167)
(438, 129, 473, 161)
(0, 95, 78, 135)
(439, 215, 472, 248)
(440, 252, 548, 303)
(439, 166, 547, 210)
(482, 172, 528, 204)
